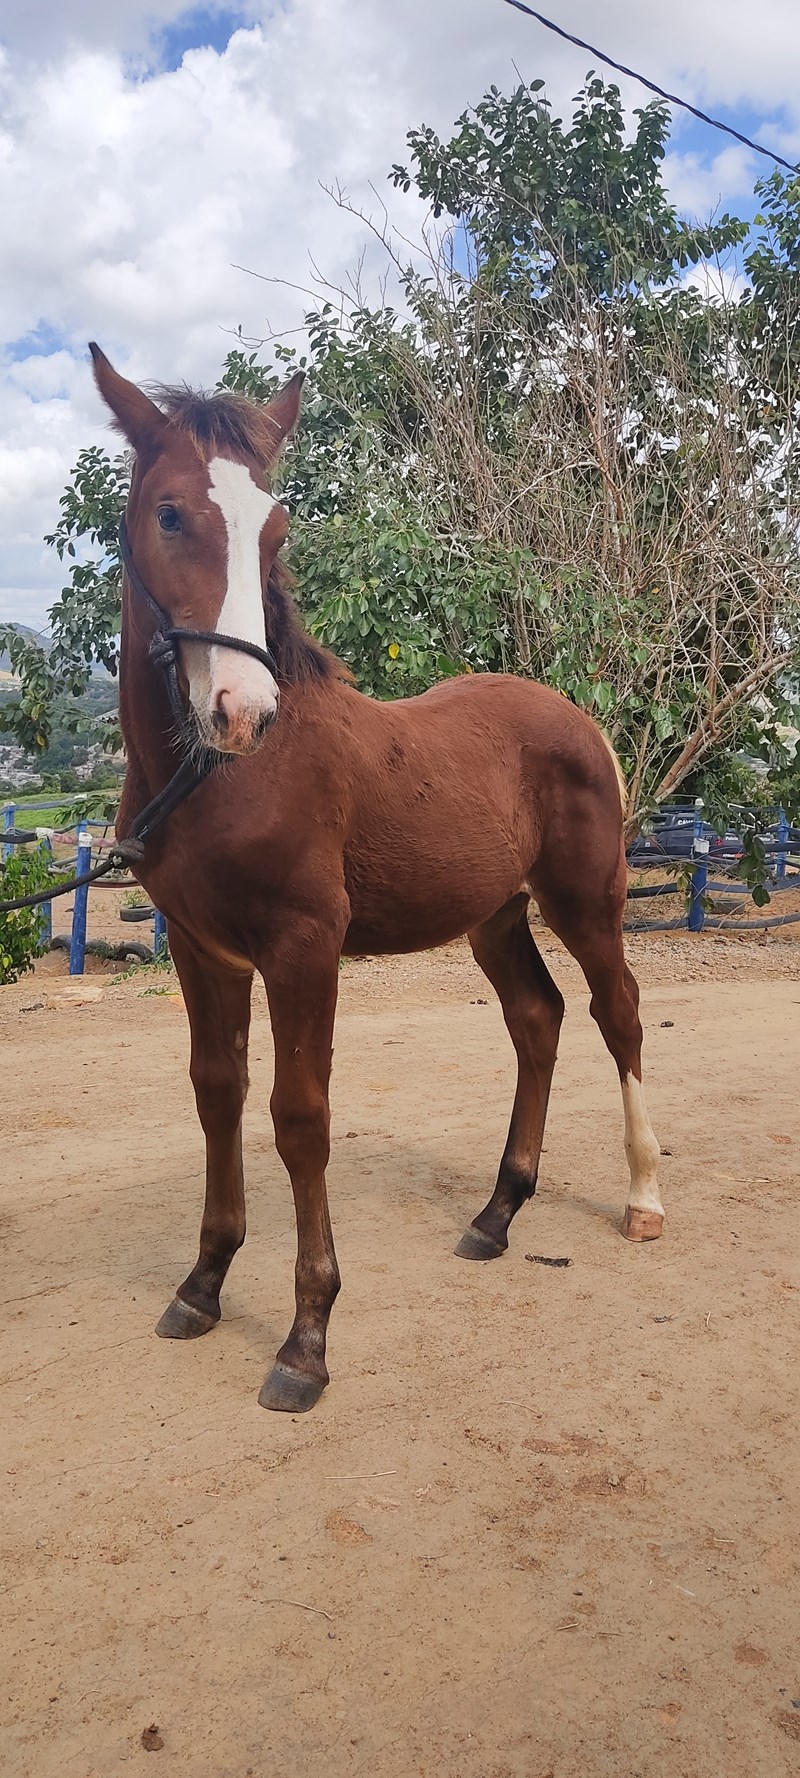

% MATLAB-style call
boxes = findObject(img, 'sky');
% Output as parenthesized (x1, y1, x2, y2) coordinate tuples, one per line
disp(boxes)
(1, 0, 798, 630)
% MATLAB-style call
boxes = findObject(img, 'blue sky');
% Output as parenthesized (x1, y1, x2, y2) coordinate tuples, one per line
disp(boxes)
(155, 5, 251, 69)
(667, 102, 795, 226)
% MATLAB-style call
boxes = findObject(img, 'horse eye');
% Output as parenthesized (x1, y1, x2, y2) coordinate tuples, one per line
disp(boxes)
(157, 505, 181, 533)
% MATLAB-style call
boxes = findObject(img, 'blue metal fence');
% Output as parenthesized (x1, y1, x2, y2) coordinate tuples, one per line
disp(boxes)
(4, 794, 800, 965)
(625, 800, 800, 933)
(1, 798, 168, 974)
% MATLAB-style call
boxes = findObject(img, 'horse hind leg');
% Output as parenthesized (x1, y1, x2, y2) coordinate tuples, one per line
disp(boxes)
(456, 892, 564, 1260)
(537, 889, 664, 1241)
(619, 1068, 663, 1240)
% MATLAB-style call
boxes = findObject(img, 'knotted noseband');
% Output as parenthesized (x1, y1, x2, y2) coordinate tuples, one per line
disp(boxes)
(115, 513, 281, 847)
(118, 514, 279, 740)
(0, 517, 281, 914)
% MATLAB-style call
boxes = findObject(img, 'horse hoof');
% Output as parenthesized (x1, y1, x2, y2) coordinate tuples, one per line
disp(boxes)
(258, 1363, 327, 1414)
(155, 1297, 219, 1339)
(454, 1225, 507, 1261)
(621, 1207, 664, 1242)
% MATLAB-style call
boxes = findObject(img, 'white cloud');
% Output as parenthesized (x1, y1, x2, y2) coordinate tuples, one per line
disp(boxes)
(661, 145, 757, 220)
(683, 264, 750, 308)
(0, 0, 244, 58)
(1, 0, 799, 626)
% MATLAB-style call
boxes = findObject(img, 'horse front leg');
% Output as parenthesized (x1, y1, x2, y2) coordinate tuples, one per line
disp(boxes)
(156, 927, 253, 1339)
(258, 920, 344, 1413)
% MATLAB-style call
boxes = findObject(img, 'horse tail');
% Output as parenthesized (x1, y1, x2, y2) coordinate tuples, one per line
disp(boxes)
(600, 732, 627, 816)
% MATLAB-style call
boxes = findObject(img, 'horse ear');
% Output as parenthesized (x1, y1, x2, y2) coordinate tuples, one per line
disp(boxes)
(88, 343, 167, 451)
(260, 370, 305, 462)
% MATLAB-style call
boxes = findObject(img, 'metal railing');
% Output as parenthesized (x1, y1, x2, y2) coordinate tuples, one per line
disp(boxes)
(2, 799, 168, 974)
(625, 801, 800, 933)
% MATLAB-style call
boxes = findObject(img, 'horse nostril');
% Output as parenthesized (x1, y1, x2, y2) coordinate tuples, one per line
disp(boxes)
(252, 694, 280, 741)
(253, 704, 279, 741)
(211, 702, 230, 736)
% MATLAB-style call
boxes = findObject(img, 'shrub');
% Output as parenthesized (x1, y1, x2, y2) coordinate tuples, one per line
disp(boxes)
(0, 847, 51, 984)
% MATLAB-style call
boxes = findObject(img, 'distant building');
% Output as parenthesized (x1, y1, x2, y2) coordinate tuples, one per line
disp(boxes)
(0, 743, 43, 790)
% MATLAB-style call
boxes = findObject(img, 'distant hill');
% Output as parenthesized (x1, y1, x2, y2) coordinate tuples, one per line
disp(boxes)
(0, 622, 113, 680)
(0, 622, 47, 674)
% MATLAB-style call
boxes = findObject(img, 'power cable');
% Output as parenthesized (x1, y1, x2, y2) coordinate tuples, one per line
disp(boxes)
(501, 0, 799, 174)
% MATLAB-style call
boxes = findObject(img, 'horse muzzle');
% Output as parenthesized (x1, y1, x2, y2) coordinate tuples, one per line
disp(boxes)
(207, 684, 280, 755)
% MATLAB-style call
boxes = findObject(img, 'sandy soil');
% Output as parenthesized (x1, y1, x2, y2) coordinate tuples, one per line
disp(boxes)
(2, 934, 799, 1778)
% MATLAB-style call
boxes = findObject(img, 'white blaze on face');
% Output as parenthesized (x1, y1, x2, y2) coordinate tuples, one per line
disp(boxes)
(204, 455, 279, 730)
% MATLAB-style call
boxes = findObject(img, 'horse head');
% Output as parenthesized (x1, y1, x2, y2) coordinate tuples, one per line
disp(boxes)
(90, 343, 303, 756)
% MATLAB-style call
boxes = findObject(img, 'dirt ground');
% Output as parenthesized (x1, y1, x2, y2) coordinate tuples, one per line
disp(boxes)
(2, 929, 799, 1778)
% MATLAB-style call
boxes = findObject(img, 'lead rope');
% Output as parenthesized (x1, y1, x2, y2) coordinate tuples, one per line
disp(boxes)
(0, 755, 217, 915)
(0, 841, 149, 914)
(0, 517, 278, 916)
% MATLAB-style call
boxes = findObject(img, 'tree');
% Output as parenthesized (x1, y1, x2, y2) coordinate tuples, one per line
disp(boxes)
(392, 76, 746, 295)
(0, 848, 50, 984)
(1, 75, 798, 826)
(0, 444, 126, 755)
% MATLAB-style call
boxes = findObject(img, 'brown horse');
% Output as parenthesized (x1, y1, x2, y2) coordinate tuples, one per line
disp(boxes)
(90, 343, 663, 1414)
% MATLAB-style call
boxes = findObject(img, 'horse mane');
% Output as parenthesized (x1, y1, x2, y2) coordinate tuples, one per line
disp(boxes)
(151, 383, 275, 464)
(147, 382, 341, 685)
(266, 557, 341, 686)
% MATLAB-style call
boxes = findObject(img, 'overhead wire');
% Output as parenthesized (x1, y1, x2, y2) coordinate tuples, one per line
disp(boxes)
(501, 0, 799, 174)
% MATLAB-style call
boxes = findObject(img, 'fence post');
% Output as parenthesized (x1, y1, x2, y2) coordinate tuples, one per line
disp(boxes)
(776, 806, 788, 884)
(3, 803, 14, 863)
(69, 826, 92, 977)
(38, 835, 53, 949)
(688, 799, 709, 933)
(153, 909, 168, 962)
